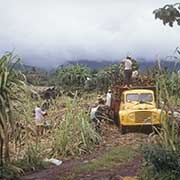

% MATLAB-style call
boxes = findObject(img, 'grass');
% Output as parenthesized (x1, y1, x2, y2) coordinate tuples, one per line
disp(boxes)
(75, 146, 137, 173)
(52, 97, 100, 157)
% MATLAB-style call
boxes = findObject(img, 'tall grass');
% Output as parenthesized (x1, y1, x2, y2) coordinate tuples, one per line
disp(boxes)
(0, 53, 47, 179)
(140, 58, 180, 180)
(52, 97, 100, 157)
(0, 53, 26, 177)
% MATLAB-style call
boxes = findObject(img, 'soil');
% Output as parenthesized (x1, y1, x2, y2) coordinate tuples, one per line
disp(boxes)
(21, 156, 142, 180)
(21, 123, 151, 180)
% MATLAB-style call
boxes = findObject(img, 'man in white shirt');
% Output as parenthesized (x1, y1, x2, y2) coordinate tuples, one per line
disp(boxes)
(34, 105, 46, 136)
(106, 89, 112, 107)
(122, 56, 133, 88)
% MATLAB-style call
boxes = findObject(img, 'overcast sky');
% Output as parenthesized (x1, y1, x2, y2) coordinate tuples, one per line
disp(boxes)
(0, 0, 179, 68)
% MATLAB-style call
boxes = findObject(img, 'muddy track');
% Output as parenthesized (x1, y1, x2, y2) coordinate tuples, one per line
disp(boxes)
(74, 156, 142, 180)
(21, 124, 150, 180)
(21, 155, 142, 180)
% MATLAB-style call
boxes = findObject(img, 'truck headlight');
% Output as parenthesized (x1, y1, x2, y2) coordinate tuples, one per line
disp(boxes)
(128, 113, 135, 120)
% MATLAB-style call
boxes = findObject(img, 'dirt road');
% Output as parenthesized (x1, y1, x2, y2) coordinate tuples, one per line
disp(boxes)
(21, 123, 150, 180)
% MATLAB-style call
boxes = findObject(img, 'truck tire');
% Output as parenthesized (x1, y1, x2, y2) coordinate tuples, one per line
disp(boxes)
(119, 124, 126, 134)
(114, 112, 120, 126)
(118, 116, 126, 134)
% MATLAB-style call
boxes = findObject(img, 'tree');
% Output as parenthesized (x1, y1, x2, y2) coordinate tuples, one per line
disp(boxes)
(95, 64, 124, 92)
(153, 3, 180, 27)
(55, 64, 91, 91)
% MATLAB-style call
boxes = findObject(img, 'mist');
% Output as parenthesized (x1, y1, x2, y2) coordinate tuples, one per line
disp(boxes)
(0, 0, 179, 68)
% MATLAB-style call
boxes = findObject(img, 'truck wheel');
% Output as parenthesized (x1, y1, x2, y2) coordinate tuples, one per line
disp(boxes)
(120, 124, 126, 134)
(114, 113, 120, 126)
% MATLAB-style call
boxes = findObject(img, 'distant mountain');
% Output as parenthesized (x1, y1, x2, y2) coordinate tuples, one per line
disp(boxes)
(13, 59, 180, 72)
(139, 60, 180, 71)
(64, 59, 180, 71)
(13, 63, 47, 72)
(64, 60, 115, 69)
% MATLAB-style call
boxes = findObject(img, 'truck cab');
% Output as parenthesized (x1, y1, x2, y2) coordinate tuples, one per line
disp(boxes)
(112, 87, 165, 134)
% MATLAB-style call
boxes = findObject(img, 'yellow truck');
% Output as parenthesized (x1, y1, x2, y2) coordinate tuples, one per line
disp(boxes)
(111, 86, 165, 134)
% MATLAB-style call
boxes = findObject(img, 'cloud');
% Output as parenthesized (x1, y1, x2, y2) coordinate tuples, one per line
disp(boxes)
(0, 0, 179, 68)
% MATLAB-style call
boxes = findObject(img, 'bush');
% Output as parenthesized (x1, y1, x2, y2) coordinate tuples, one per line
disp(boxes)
(140, 144, 180, 180)
(140, 113, 180, 180)
(0, 162, 24, 179)
(53, 65, 91, 91)
(16, 142, 48, 172)
(0, 142, 47, 179)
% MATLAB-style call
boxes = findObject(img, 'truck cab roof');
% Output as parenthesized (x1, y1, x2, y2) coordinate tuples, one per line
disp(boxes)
(123, 89, 154, 95)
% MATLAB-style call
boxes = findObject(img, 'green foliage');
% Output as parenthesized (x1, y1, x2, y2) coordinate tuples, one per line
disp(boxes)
(25, 70, 49, 86)
(156, 63, 180, 107)
(52, 98, 100, 157)
(141, 143, 180, 180)
(50, 63, 125, 93)
(95, 70, 111, 92)
(0, 52, 26, 169)
(84, 77, 97, 91)
(0, 162, 24, 179)
(143, 145, 180, 173)
(153, 3, 180, 27)
(131, 59, 139, 71)
(140, 162, 180, 180)
(140, 116, 180, 180)
(154, 49, 180, 106)
(96, 64, 123, 92)
(140, 60, 180, 180)
(0, 53, 47, 179)
(54, 64, 91, 91)
(16, 141, 48, 172)
(1, 142, 47, 179)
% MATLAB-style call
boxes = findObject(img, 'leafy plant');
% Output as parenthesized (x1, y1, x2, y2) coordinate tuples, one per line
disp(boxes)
(96, 64, 123, 92)
(16, 141, 48, 172)
(52, 97, 100, 157)
(54, 64, 91, 91)
(0, 52, 26, 177)
(153, 3, 180, 27)
(140, 58, 180, 180)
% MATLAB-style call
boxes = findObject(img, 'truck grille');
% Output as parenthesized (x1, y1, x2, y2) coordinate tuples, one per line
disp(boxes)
(135, 111, 152, 123)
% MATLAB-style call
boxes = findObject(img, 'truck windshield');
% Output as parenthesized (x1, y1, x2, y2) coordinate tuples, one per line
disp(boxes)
(126, 94, 139, 102)
(140, 93, 153, 102)
(126, 93, 153, 102)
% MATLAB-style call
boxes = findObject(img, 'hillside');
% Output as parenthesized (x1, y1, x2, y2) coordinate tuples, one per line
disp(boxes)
(14, 59, 180, 72)
(13, 63, 47, 72)
(65, 59, 180, 71)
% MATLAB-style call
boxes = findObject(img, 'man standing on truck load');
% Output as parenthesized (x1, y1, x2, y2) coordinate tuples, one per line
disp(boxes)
(122, 56, 133, 88)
